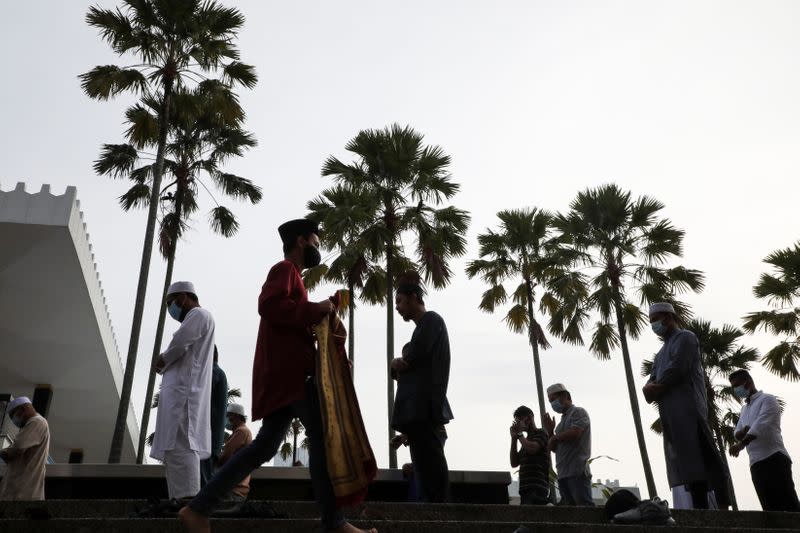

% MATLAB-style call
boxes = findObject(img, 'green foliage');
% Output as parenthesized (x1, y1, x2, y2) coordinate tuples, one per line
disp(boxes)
(552, 183, 705, 359)
(466, 208, 570, 349)
(743, 242, 800, 381)
(94, 84, 260, 257)
(319, 124, 470, 290)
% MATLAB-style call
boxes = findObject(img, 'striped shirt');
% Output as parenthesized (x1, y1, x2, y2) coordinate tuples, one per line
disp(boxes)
(518, 428, 550, 502)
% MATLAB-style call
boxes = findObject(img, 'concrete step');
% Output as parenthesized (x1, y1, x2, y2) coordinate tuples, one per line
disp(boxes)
(1, 501, 799, 530)
(0, 519, 798, 533)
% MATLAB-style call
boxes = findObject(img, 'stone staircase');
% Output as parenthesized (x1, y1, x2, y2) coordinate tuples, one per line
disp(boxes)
(1, 500, 799, 533)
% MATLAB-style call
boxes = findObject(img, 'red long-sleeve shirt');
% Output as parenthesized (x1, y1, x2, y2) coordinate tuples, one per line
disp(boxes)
(251, 260, 325, 421)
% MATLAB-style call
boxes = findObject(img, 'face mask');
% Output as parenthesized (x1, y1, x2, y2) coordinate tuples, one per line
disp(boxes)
(303, 244, 321, 268)
(11, 415, 25, 428)
(550, 400, 565, 414)
(651, 320, 668, 336)
(168, 301, 183, 322)
(733, 385, 750, 399)
(225, 421, 233, 431)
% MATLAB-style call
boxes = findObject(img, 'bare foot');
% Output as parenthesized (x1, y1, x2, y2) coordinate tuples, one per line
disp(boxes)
(331, 522, 378, 533)
(178, 506, 211, 533)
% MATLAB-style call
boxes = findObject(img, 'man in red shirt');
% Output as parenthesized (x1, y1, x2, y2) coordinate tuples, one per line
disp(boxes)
(180, 219, 377, 533)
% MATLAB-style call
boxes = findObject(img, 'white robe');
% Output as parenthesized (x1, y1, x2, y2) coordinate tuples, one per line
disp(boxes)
(150, 307, 215, 462)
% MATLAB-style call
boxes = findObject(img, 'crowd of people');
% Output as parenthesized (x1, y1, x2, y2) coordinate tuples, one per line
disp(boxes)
(510, 302, 800, 514)
(1, 217, 798, 533)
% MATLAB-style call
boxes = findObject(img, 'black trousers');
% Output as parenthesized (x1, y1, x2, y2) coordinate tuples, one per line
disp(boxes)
(405, 422, 450, 503)
(751, 452, 800, 512)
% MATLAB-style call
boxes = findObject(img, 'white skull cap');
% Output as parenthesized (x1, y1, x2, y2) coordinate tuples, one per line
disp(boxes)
(547, 383, 568, 396)
(649, 302, 676, 316)
(167, 281, 196, 296)
(226, 403, 246, 417)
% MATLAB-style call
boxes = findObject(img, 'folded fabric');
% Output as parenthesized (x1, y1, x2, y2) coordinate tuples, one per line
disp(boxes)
(315, 314, 377, 507)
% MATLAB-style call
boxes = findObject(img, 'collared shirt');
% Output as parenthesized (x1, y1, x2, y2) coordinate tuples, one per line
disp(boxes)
(554, 405, 591, 479)
(0, 415, 50, 501)
(735, 391, 790, 466)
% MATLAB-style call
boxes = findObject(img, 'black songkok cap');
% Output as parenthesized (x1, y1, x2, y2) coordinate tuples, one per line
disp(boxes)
(278, 218, 319, 245)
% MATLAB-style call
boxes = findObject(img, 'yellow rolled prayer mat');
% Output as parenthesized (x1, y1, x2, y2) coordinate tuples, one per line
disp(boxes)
(314, 315, 377, 507)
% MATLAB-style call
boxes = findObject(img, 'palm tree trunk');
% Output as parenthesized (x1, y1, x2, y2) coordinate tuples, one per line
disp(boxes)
(135, 180, 185, 464)
(109, 78, 174, 464)
(524, 279, 547, 424)
(293, 427, 298, 465)
(136, 243, 178, 463)
(386, 241, 397, 469)
(348, 281, 355, 377)
(714, 426, 738, 510)
(612, 288, 658, 498)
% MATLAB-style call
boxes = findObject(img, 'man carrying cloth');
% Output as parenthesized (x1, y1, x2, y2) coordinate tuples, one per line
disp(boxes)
(180, 219, 376, 533)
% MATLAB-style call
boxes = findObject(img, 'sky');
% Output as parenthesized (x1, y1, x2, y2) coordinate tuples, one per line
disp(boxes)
(2, 1, 799, 511)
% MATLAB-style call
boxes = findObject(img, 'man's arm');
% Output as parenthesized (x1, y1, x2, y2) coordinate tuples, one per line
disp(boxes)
(160, 311, 210, 366)
(259, 263, 326, 327)
(654, 332, 697, 387)
(559, 408, 589, 443)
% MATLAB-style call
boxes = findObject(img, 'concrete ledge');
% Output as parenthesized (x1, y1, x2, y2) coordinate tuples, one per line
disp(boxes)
(0, 518, 795, 533)
(0, 465, 511, 503)
(0, 500, 798, 530)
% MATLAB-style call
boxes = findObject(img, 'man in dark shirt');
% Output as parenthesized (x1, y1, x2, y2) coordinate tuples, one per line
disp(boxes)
(510, 405, 550, 505)
(391, 273, 453, 503)
(201, 346, 228, 488)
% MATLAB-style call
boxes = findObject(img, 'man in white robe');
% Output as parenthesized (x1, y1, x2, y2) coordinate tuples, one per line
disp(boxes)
(150, 281, 215, 500)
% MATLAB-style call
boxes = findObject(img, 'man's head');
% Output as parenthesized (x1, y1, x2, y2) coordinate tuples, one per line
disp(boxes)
(513, 405, 535, 431)
(7, 397, 35, 428)
(546, 383, 572, 414)
(278, 219, 321, 269)
(729, 369, 755, 399)
(395, 272, 426, 322)
(166, 281, 199, 322)
(226, 403, 247, 428)
(648, 302, 679, 337)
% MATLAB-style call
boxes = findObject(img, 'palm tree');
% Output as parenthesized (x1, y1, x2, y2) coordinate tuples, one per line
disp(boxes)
(552, 184, 705, 498)
(279, 418, 310, 465)
(81, 0, 257, 463)
(642, 318, 759, 510)
(320, 124, 471, 468)
(306, 184, 389, 374)
(95, 84, 261, 463)
(465, 208, 572, 424)
(743, 241, 800, 381)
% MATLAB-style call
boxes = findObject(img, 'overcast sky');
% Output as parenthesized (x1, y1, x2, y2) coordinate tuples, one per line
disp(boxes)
(2, 1, 799, 510)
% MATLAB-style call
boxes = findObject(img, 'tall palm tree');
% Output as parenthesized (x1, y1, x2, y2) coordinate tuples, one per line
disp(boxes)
(552, 184, 705, 498)
(465, 208, 572, 424)
(642, 318, 759, 510)
(279, 418, 310, 465)
(94, 84, 261, 463)
(743, 241, 800, 381)
(81, 0, 257, 463)
(320, 124, 470, 468)
(306, 184, 389, 374)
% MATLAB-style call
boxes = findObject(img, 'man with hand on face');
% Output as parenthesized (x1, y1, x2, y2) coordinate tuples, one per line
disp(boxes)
(728, 369, 799, 512)
(510, 405, 550, 505)
(392, 272, 453, 503)
(643, 302, 730, 510)
(181, 219, 377, 533)
(150, 281, 215, 501)
(0, 397, 50, 501)
(543, 384, 593, 506)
